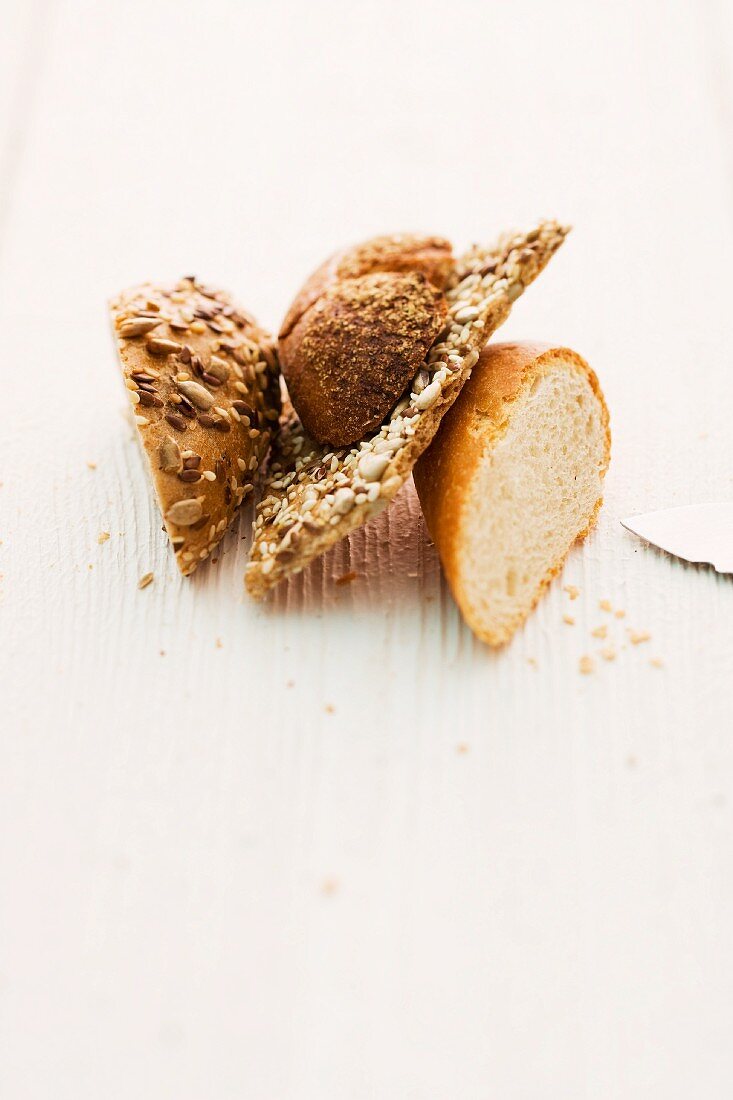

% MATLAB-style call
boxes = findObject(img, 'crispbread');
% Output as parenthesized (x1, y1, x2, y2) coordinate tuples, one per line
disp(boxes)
(245, 220, 569, 597)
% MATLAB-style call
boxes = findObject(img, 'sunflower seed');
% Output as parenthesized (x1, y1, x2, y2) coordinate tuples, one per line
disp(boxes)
(159, 436, 181, 472)
(165, 498, 204, 526)
(119, 317, 161, 338)
(177, 380, 214, 410)
(147, 336, 182, 356)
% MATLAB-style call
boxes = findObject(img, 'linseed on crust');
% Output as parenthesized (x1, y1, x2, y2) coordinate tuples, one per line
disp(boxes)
(245, 220, 569, 597)
(110, 277, 280, 576)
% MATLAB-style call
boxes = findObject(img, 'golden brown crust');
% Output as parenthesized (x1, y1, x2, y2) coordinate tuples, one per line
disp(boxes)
(110, 278, 281, 576)
(246, 222, 570, 598)
(278, 234, 454, 445)
(413, 342, 612, 644)
(279, 233, 452, 340)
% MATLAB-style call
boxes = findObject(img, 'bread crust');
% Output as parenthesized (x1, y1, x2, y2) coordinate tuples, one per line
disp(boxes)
(246, 223, 569, 598)
(414, 342, 611, 644)
(278, 234, 453, 445)
(110, 278, 280, 575)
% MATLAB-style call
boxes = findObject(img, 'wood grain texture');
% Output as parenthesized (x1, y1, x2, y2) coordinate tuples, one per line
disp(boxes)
(1, 1, 732, 1097)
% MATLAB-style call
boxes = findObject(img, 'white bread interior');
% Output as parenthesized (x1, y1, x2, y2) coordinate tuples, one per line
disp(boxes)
(414, 342, 610, 645)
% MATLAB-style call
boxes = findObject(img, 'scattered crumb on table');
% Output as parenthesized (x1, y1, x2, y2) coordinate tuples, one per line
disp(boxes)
(324, 703, 335, 714)
(650, 657, 664, 668)
(599, 599, 613, 612)
(456, 743, 470, 754)
(591, 624, 608, 639)
(86, 461, 97, 470)
(138, 572, 154, 590)
(321, 877, 339, 897)
(629, 629, 651, 645)
(527, 657, 537, 668)
(563, 614, 575, 625)
(97, 531, 110, 544)
(215, 638, 223, 649)
(564, 585, 580, 600)
(601, 646, 617, 661)
(614, 609, 626, 619)
(579, 655, 595, 675)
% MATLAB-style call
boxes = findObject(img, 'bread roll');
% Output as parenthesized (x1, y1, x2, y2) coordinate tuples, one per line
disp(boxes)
(110, 277, 280, 575)
(245, 222, 569, 598)
(279, 234, 453, 446)
(414, 342, 610, 645)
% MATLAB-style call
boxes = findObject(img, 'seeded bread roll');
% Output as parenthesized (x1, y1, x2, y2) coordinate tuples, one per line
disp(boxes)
(279, 234, 453, 446)
(414, 342, 610, 645)
(110, 278, 280, 576)
(246, 221, 569, 598)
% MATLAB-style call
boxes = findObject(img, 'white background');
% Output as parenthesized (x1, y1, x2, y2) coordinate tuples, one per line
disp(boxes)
(2, 1, 732, 1097)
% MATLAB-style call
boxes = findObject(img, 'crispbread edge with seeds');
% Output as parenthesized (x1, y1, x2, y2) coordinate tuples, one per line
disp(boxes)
(245, 220, 569, 597)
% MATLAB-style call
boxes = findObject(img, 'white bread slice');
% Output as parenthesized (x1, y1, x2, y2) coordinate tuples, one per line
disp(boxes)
(413, 342, 610, 645)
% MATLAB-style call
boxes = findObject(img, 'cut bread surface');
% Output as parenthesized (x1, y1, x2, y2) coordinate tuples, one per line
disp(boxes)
(414, 343, 610, 645)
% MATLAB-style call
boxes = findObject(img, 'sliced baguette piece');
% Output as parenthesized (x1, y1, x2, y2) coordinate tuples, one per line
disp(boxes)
(413, 342, 610, 645)
(110, 278, 280, 576)
(245, 221, 569, 598)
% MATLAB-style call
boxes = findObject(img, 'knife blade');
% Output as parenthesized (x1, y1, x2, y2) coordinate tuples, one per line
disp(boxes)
(621, 504, 733, 574)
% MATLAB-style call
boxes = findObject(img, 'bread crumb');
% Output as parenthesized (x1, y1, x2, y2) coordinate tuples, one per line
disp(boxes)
(86, 461, 97, 470)
(563, 614, 575, 625)
(215, 638, 223, 649)
(579, 655, 594, 675)
(286, 679, 295, 688)
(88, 563, 93, 571)
(526, 657, 537, 668)
(627, 754, 638, 768)
(650, 657, 664, 669)
(456, 743, 470, 754)
(614, 609, 626, 619)
(599, 599, 612, 612)
(138, 572, 154, 590)
(564, 585, 580, 600)
(321, 877, 339, 896)
(97, 531, 110, 544)
(159, 650, 166, 656)
(591, 625, 607, 639)
(600, 646, 616, 661)
(325, 703, 335, 714)
(335, 570, 357, 586)
(629, 629, 651, 645)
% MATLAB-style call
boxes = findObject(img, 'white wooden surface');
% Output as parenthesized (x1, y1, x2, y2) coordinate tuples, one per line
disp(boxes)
(2, 1, 732, 1096)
